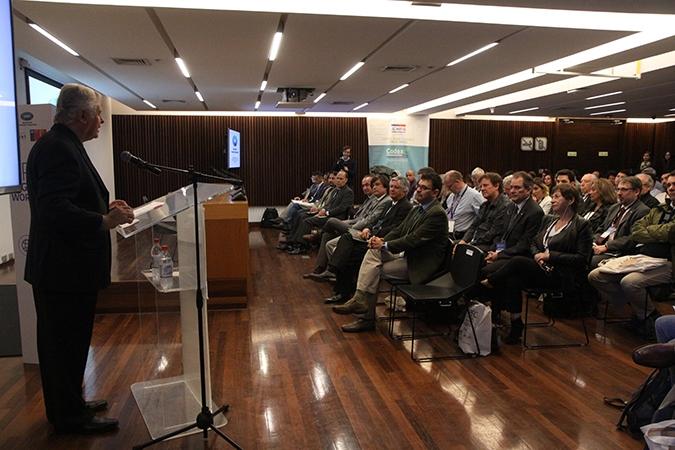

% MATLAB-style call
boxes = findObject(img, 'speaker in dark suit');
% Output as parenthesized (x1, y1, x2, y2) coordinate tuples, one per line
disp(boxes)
(25, 84, 134, 433)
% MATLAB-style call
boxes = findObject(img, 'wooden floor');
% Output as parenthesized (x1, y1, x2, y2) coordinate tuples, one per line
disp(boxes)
(0, 228, 656, 449)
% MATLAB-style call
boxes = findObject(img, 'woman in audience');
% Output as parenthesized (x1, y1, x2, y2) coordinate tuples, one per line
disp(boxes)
(481, 183, 593, 344)
(582, 178, 616, 233)
(542, 171, 554, 190)
(532, 178, 552, 214)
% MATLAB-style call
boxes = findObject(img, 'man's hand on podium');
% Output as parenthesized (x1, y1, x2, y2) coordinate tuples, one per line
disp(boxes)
(102, 200, 135, 229)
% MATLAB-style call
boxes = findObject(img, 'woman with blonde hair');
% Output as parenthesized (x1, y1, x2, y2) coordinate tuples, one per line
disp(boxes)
(532, 177, 552, 214)
(583, 178, 617, 233)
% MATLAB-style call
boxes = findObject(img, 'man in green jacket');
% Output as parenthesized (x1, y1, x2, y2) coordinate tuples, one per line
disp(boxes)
(588, 171, 675, 335)
(333, 171, 449, 332)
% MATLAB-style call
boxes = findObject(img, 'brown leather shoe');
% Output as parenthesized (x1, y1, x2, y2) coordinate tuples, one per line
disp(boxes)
(332, 291, 368, 315)
(341, 318, 375, 332)
(633, 343, 675, 368)
(302, 232, 321, 244)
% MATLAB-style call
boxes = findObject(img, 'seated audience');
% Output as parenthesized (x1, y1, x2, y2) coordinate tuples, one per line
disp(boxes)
(582, 178, 616, 234)
(405, 169, 417, 200)
(332, 172, 448, 332)
(588, 172, 675, 336)
(637, 172, 661, 209)
(555, 169, 576, 185)
(542, 171, 554, 190)
(305, 174, 391, 277)
(275, 171, 329, 228)
(443, 170, 485, 241)
(282, 170, 354, 254)
(615, 170, 629, 188)
(579, 173, 598, 214)
(590, 176, 650, 268)
(458, 172, 511, 252)
(532, 177, 552, 214)
(482, 184, 592, 344)
(643, 167, 664, 195)
(606, 170, 617, 186)
(470, 167, 485, 189)
(321, 176, 412, 304)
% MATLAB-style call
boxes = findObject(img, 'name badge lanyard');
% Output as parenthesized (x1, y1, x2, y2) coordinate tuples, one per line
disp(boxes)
(542, 218, 572, 252)
(448, 186, 468, 220)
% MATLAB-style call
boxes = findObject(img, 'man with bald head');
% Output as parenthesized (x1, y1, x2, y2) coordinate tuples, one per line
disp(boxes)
(636, 173, 660, 209)
(580, 173, 598, 214)
(443, 170, 485, 240)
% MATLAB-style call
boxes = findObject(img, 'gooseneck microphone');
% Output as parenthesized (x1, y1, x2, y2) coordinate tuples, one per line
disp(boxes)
(120, 151, 161, 175)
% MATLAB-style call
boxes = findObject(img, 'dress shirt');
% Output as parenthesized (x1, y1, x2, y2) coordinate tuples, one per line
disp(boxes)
(445, 185, 486, 232)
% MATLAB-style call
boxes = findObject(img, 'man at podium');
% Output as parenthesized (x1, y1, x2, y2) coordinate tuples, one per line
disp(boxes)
(24, 84, 134, 434)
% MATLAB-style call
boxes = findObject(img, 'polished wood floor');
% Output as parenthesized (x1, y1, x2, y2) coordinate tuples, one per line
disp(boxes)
(0, 228, 657, 449)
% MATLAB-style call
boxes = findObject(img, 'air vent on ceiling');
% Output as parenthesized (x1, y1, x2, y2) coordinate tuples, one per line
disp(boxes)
(331, 101, 354, 105)
(381, 65, 418, 73)
(162, 99, 186, 104)
(112, 57, 152, 66)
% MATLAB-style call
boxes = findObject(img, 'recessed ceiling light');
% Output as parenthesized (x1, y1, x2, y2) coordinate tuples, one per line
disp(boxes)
(254, 100, 261, 110)
(268, 31, 283, 61)
(665, 113, 675, 117)
(509, 106, 539, 114)
(260, 80, 267, 91)
(28, 23, 79, 56)
(142, 99, 157, 109)
(340, 61, 365, 81)
(313, 93, 327, 104)
(195, 91, 204, 102)
(175, 57, 190, 78)
(584, 101, 625, 110)
(566, 89, 579, 93)
(585, 91, 622, 100)
(388, 83, 409, 94)
(589, 108, 626, 116)
(353, 102, 368, 111)
(446, 42, 498, 67)
(670, 108, 675, 111)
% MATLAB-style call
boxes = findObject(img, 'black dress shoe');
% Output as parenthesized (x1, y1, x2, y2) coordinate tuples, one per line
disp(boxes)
(633, 343, 675, 368)
(85, 399, 108, 412)
(324, 294, 344, 304)
(309, 270, 336, 282)
(55, 416, 119, 434)
(504, 318, 524, 345)
(341, 318, 375, 333)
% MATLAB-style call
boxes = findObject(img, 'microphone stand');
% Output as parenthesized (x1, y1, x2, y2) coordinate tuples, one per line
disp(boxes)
(132, 161, 243, 450)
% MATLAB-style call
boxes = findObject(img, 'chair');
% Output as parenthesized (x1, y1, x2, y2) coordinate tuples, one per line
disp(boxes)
(522, 287, 590, 350)
(392, 243, 485, 362)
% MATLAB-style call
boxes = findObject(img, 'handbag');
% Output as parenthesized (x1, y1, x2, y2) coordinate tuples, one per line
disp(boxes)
(458, 301, 492, 356)
(597, 255, 669, 274)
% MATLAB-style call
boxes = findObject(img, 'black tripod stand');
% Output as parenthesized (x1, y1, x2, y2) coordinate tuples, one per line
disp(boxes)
(126, 156, 243, 450)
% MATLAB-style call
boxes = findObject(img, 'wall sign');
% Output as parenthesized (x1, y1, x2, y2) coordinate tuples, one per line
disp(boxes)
(535, 137, 547, 151)
(520, 137, 533, 151)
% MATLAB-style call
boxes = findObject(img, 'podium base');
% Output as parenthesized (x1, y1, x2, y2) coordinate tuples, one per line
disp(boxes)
(131, 375, 227, 440)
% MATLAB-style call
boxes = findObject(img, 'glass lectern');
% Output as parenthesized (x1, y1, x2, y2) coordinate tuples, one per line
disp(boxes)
(116, 183, 233, 440)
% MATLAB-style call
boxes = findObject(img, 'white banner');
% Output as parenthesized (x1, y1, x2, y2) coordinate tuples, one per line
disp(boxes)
(10, 104, 55, 364)
(366, 115, 430, 176)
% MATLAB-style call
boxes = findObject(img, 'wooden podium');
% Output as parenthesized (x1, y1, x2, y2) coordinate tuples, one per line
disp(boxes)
(203, 195, 249, 308)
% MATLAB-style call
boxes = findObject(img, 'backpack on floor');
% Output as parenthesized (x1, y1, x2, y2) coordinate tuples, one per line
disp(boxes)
(608, 368, 672, 438)
(260, 208, 279, 228)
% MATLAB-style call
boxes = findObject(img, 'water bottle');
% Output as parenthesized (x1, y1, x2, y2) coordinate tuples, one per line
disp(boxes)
(159, 244, 173, 289)
(150, 238, 162, 280)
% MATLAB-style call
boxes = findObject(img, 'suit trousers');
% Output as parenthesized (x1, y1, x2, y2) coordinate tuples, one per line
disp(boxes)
(289, 213, 328, 244)
(486, 256, 563, 314)
(315, 218, 351, 269)
(587, 263, 672, 319)
(33, 288, 98, 426)
(356, 248, 409, 295)
(331, 234, 368, 298)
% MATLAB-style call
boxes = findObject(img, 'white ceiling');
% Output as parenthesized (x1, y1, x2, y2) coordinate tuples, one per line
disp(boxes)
(11, 0, 675, 118)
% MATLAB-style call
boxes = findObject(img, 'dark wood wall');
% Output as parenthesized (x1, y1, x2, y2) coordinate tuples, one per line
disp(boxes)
(112, 115, 675, 206)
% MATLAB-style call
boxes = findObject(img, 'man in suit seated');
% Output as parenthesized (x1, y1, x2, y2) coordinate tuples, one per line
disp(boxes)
(637, 173, 661, 209)
(332, 172, 448, 332)
(283, 170, 354, 254)
(478, 171, 544, 325)
(320, 176, 412, 303)
(458, 172, 511, 252)
(591, 176, 650, 268)
(588, 172, 675, 337)
(273, 171, 329, 229)
(305, 174, 392, 278)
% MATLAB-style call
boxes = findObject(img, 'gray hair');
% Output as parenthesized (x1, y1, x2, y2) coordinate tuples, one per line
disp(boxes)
(391, 175, 410, 193)
(54, 84, 100, 124)
(636, 173, 654, 189)
(471, 167, 485, 178)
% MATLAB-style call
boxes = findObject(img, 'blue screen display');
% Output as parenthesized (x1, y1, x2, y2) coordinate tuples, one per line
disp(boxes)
(227, 129, 240, 169)
(0, 0, 20, 194)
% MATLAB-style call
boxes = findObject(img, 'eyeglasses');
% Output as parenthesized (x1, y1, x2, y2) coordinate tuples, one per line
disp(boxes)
(416, 185, 432, 191)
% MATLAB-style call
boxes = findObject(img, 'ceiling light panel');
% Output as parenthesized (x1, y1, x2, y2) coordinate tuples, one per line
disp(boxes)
(585, 91, 623, 100)
(268, 31, 283, 61)
(589, 108, 626, 115)
(175, 57, 191, 78)
(340, 61, 365, 81)
(28, 23, 79, 56)
(584, 101, 625, 110)
(509, 106, 539, 114)
(446, 42, 498, 67)
(36, 1, 675, 32)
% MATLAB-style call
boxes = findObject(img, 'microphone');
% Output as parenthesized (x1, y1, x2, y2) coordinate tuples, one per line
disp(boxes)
(120, 151, 161, 175)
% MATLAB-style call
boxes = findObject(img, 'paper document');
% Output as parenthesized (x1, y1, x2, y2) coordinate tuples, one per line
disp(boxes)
(291, 200, 314, 208)
(133, 201, 164, 217)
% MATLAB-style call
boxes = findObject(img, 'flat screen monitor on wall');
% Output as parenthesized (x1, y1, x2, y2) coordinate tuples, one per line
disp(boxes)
(0, 0, 21, 194)
(226, 128, 241, 169)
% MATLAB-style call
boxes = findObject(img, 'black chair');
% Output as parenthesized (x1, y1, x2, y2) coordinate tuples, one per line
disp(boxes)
(522, 287, 590, 350)
(392, 243, 485, 362)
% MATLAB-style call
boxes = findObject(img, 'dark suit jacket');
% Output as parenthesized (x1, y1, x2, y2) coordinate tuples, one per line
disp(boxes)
(307, 182, 328, 203)
(641, 193, 660, 209)
(25, 124, 111, 292)
(531, 215, 593, 292)
(373, 198, 413, 237)
(462, 193, 511, 250)
(495, 197, 544, 258)
(384, 200, 449, 284)
(324, 185, 354, 219)
(584, 202, 612, 234)
(595, 201, 650, 254)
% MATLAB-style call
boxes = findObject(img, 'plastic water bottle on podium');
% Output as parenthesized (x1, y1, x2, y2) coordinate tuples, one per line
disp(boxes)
(159, 244, 173, 289)
(150, 238, 162, 280)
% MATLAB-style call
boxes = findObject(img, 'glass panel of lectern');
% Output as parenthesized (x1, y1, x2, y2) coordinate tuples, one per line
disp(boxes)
(116, 183, 233, 440)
